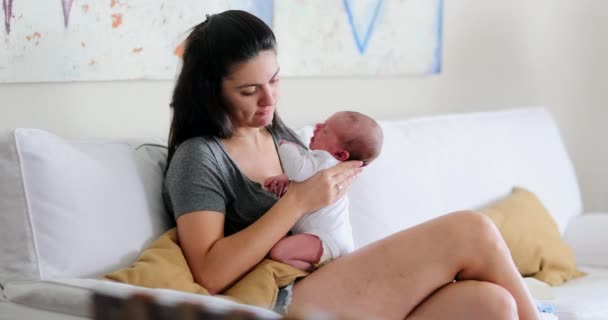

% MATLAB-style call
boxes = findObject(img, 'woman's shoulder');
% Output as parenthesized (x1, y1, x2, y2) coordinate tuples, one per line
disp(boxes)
(177, 136, 218, 150)
(172, 136, 222, 162)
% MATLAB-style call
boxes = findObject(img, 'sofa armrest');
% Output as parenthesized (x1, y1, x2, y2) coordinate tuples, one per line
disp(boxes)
(563, 213, 608, 267)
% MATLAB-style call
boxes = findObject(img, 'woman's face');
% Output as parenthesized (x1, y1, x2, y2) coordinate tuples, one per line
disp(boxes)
(221, 50, 280, 129)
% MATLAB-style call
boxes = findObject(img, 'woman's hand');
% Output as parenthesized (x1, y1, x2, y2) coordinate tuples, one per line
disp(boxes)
(285, 160, 363, 214)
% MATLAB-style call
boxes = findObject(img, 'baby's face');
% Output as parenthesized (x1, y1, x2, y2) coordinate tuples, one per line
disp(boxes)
(309, 113, 347, 153)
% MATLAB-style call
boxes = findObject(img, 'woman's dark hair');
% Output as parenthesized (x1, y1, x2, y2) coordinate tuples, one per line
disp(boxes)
(166, 10, 300, 168)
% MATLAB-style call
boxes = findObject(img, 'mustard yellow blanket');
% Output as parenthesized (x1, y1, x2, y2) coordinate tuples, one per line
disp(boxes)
(103, 228, 309, 309)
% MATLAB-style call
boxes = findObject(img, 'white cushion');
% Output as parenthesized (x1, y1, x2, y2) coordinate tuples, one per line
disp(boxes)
(564, 213, 608, 268)
(0, 301, 88, 320)
(0, 129, 173, 282)
(2, 279, 280, 319)
(550, 266, 608, 320)
(301, 107, 582, 248)
(522, 267, 608, 320)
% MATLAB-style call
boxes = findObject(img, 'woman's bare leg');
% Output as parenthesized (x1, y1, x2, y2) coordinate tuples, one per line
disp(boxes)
(407, 280, 517, 320)
(289, 211, 538, 320)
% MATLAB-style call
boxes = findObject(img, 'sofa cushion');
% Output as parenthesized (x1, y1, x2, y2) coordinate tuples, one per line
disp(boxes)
(2, 278, 280, 319)
(480, 187, 585, 285)
(0, 301, 89, 320)
(0, 129, 174, 282)
(103, 228, 309, 309)
(563, 213, 608, 268)
(550, 266, 608, 320)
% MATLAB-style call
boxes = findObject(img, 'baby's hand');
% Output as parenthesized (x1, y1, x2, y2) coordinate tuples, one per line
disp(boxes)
(263, 174, 290, 197)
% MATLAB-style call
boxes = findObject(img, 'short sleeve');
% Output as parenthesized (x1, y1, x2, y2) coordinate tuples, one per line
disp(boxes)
(164, 138, 226, 219)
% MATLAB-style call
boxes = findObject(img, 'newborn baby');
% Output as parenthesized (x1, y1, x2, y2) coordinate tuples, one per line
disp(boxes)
(264, 111, 383, 271)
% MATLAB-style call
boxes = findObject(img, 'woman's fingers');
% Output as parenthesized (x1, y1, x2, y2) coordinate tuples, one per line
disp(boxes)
(329, 160, 363, 175)
(285, 161, 363, 213)
(312, 161, 362, 192)
(329, 161, 363, 184)
(316, 161, 363, 199)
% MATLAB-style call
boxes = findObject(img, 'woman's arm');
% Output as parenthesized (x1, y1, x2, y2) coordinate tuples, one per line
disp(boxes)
(178, 161, 363, 294)
(177, 193, 302, 294)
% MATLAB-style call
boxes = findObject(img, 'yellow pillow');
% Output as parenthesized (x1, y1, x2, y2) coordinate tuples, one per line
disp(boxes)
(103, 228, 209, 295)
(224, 258, 308, 308)
(480, 187, 585, 285)
(103, 228, 308, 308)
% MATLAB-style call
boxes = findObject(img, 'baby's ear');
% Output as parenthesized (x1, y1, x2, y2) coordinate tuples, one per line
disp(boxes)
(333, 150, 350, 161)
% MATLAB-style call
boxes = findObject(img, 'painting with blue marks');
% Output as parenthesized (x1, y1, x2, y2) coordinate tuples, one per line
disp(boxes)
(0, 0, 442, 82)
(229, 0, 274, 28)
(342, 0, 384, 55)
(275, 0, 443, 76)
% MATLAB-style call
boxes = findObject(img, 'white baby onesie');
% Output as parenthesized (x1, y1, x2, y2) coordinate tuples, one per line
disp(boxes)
(278, 143, 354, 265)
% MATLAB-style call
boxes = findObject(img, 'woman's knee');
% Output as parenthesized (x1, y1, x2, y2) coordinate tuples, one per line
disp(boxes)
(443, 211, 510, 259)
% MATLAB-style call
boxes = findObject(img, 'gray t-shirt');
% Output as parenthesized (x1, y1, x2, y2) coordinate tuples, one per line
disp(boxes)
(163, 126, 301, 236)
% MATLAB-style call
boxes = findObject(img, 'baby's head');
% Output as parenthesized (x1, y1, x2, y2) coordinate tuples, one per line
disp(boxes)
(309, 111, 383, 166)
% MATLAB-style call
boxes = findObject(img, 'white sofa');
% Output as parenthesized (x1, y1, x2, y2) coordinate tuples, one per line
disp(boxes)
(1, 107, 607, 320)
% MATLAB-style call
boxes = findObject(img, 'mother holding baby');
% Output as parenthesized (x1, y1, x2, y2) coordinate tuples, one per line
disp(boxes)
(163, 10, 540, 320)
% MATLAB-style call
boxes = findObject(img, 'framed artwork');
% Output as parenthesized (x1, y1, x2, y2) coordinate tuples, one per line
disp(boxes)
(0, 0, 443, 82)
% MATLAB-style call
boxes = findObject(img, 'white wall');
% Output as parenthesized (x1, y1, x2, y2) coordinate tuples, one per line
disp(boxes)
(1, 1, 606, 211)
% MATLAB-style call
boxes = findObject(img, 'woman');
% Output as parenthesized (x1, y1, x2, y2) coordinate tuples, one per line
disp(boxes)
(164, 10, 539, 319)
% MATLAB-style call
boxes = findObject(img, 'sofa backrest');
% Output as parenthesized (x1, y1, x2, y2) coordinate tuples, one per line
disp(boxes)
(0, 107, 581, 282)
(300, 107, 582, 249)
(0, 129, 173, 283)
